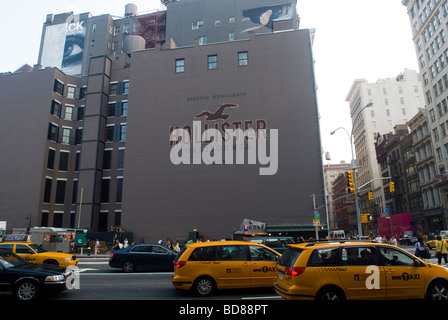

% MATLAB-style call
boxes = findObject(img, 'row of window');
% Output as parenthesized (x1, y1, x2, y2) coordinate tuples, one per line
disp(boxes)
(40, 210, 121, 231)
(175, 51, 248, 73)
(53, 79, 130, 99)
(43, 176, 124, 205)
(192, 17, 236, 31)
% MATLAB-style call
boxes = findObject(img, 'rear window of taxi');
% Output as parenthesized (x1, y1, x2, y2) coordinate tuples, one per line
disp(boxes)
(278, 247, 303, 267)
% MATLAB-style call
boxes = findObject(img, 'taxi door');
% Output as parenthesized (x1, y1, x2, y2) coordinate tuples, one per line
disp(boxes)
(211, 245, 251, 289)
(14, 244, 39, 263)
(338, 246, 387, 299)
(249, 245, 279, 287)
(378, 247, 425, 299)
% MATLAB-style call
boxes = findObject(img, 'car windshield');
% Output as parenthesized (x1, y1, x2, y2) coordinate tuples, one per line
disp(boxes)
(28, 244, 47, 253)
(0, 252, 28, 268)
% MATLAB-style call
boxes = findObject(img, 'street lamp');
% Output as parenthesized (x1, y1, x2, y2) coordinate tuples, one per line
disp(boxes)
(330, 102, 373, 238)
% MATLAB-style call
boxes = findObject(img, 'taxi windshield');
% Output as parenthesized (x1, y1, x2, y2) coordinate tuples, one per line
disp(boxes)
(28, 244, 47, 253)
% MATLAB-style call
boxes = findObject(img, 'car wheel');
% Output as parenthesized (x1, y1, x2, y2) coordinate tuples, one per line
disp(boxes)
(122, 260, 136, 273)
(316, 286, 345, 301)
(193, 276, 216, 297)
(15, 280, 40, 301)
(426, 280, 448, 300)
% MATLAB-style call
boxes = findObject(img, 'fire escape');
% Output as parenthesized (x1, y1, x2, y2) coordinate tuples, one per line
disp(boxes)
(136, 10, 167, 49)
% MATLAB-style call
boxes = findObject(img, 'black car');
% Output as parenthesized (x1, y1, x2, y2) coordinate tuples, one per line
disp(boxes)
(0, 250, 71, 300)
(109, 243, 177, 272)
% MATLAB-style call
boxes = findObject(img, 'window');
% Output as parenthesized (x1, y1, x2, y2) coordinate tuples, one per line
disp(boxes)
(65, 106, 73, 120)
(175, 59, 185, 73)
(238, 52, 248, 66)
(249, 245, 278, 261)
(103, 149, 112, 170)
(62, 128, 71, 144)
(123, 81, 129, 94)
(101, 178, 110, 203)
(106, 125, 115, 142)
(110, 83, 118, 95)
(199, 36, 207, 45)
(215, 20, 221, 26)
(119, 124, 126, 141)
(44, 178, 52, 203)
(379, 247, 415, 266)
(216, 245, 248, 261)
(67, 86, 76, 99)
(229, 32, 235, 41)
(54, 80, 64, 95)
(192, 21, 204, 30)
(307, 247, 340, 266)
(342, 247, 379, 266)
(47, 149, 55, 170)
(229, 17, 235, 23)
(118, 148, 125, 169)
(55, 179, 66, 204)
(59, 151, 69, 171)
(116, 177, 123, 202)
(208, 55, 218, 69)
(51, 101, 62, 118)
(48, 123, 59, 142)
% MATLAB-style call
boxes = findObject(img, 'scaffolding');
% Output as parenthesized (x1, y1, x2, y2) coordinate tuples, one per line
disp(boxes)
(136, 10, 167, 49)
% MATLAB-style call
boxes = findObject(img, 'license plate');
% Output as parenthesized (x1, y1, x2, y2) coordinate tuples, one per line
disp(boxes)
(279, 273, 283, 280)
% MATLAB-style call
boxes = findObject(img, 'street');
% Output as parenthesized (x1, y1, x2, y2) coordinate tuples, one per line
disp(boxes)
(47, 244, 444, 301)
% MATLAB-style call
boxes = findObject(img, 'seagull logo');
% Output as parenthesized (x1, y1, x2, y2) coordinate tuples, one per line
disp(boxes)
(194, 103, 239, 121)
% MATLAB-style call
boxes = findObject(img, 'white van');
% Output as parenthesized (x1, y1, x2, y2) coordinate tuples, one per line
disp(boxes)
(329, 230, 346, 239)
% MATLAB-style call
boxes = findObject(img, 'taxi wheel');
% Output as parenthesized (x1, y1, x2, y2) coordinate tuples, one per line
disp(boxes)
(15, 280, 40, 301)
(426, 280, 448, 300)
(316, 286, 345, 301)
(193, 276, 216, 297)
(122, 261, 136, 273)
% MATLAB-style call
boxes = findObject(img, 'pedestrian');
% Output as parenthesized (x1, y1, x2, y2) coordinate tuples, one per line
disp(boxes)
(123, 238, 129, 248)
(390, 236, 398, 246)
(112, 239, 121, 251)
(435, 235, 448, 265)
(167, 238, 174, 250)
(95, 239, 100, 255)
(415, 237, 426, 260)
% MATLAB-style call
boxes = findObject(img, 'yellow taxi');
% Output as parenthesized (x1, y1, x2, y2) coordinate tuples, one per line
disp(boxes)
(274, 240, 448, 300)
(172, 240, 281, 296)
(427, 235, 448, 249)
(0, 242, 78, 268)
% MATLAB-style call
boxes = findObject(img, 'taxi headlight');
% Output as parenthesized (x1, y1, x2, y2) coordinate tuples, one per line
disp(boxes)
(60, 257, 72, 261)
(45, 275, 65, 282)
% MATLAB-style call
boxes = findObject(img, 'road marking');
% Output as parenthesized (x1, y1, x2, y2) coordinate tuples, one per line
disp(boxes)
(80, 272, 173, 276)
(242, 295, 282, 300)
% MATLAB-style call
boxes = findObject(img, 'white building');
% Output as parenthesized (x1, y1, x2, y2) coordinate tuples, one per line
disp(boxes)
(345, 69, 425, 218)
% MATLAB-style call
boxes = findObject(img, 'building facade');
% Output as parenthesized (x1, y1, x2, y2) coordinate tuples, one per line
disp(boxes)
(402, 0, 448, 231)
(345, 70, 425, 232)
(0, 0, 325, 241)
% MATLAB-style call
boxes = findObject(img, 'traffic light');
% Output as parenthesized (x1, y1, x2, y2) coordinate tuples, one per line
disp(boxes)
(361, 214, 373, 223)
(347, 170, 355, 193)
(368, 192, 373, 200)
(389, 181, 395, 193)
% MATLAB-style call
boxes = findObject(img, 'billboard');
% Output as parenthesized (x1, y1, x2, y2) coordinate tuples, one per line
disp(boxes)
(40, 15, 86, 75)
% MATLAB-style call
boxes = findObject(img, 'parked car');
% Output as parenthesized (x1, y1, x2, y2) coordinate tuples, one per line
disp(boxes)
(398, 235, 418, 245)
(0, 242, 78, 267)
(109, 243, 177, 272)
(274, 240, 448, 300)
(0, 249, 72, 301)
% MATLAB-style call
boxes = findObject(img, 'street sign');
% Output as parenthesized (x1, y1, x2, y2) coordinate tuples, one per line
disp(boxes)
(313, 219, 320, 226)
(314, 212, 320, 220)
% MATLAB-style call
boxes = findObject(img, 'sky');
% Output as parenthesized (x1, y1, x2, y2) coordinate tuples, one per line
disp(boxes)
(0, 0, 419, 164)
